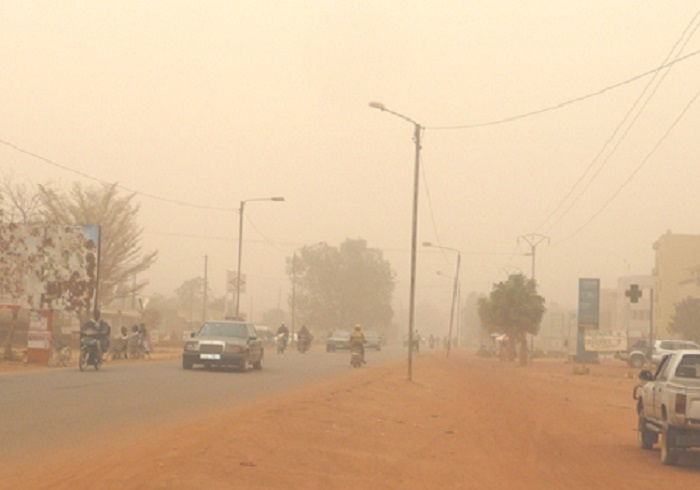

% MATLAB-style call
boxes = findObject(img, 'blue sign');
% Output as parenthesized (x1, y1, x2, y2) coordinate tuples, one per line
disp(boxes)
(576, 278, 600, 362)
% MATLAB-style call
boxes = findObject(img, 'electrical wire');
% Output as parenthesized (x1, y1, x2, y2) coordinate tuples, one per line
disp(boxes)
(538, 8, 700, 235)
(426, 47, 700, 130)
(0, 138, 238, 212)
(559, 84, 700, 243)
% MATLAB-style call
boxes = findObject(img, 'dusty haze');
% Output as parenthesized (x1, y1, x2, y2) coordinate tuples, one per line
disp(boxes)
(2, 2, 699, 328)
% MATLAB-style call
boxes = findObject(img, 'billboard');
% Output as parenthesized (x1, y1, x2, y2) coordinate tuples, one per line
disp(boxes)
(0, 224, 100, 311)
(584, 330, 627, 352)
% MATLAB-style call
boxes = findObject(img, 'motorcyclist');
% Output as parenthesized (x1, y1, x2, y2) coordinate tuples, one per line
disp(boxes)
(297, 324, 312, 352)
(350, 324, 366, 364)
(80, 310, 106, 364)
(276, 323, 290, 352)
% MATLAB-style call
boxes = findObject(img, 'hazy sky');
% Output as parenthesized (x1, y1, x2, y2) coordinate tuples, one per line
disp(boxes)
(2, 1, 700, 326)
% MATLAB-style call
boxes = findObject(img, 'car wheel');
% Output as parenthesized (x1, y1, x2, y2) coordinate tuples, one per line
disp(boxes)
(182, 358, 193, 370)
(637, 414, 657, 449)
(629, 354, 645, 368)
(660, 427, 679, 465)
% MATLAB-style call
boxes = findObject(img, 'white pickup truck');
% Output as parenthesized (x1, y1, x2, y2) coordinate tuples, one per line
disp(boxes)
(634, 350, 700, 465)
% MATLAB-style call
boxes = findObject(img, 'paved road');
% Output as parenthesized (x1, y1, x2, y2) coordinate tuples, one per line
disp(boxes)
(0, 344, 404, 462)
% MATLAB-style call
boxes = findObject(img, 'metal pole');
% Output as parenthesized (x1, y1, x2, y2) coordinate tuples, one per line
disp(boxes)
(235, 201, 245, 319)
(648, 288, 654, 362)
(369, 102, 421, 381)
(446, 252, 460, 358)
(292, 252, 297, 340)
(203, 254, 208, 322)
(407, 122, 421, 380)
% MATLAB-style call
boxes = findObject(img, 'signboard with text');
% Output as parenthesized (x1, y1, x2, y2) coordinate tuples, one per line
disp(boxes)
(584, 330, 627, 352)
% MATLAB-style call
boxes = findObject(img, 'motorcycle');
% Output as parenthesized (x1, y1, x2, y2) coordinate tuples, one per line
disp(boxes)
(297, 333, 312, 354)
(79, 333, 102, 371)
(350, 344, 364, 368)
(276, 333, 288, 354)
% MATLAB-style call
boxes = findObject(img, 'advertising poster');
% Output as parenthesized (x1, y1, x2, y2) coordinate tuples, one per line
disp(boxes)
(0, 224, 100, 312)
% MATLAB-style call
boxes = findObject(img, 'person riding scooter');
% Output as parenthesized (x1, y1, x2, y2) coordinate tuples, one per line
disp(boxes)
(297, 324, 313, 353)
(349, 324, 366, 364)
(276, 323, 289, 353)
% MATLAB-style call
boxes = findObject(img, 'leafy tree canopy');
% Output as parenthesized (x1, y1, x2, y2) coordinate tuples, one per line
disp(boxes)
(477, 273, 546, 365)
(287, 239, 394, 333)
(669, 296, 700, 343)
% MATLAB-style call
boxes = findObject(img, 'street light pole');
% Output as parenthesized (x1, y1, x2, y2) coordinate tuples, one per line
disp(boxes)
(370, 101, 422, 381)
(235, 196, 285, 320)
(425, 242, 460, 357)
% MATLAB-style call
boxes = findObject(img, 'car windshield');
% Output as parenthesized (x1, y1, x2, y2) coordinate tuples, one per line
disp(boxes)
(198, 322, 247, 338)
(332, 330, 350, 339)
(365, 332, 379, 339)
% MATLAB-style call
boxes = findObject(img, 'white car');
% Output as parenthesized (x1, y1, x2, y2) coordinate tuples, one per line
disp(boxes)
(650, 339, 700, 365)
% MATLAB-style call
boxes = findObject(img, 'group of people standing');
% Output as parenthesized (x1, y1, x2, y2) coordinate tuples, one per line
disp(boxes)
(110, 323, 151, 360)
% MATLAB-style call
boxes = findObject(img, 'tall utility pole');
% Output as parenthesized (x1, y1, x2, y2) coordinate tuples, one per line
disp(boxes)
(203, 254, 208, 322)
(518, 233, 550, 281)
(370, 101, 422, 382)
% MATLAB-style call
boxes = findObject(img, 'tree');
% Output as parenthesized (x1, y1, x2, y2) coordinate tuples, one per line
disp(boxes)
(287, 239, 394, 333)
(477, 273, 546, 366)
(669, 297, 700, 343)
(174, 277, 208, 322)
(0, 175, 49, 359)
(0, 172, 42, 224)
(37, 182, 157, 310)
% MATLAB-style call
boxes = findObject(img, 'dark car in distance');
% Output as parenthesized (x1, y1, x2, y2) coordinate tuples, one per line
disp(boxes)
(326, 329, 351, 352)
(182, 320, 264, 371)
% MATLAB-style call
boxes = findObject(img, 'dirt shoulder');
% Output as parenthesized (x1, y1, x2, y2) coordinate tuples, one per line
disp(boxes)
(3, 351, 700, 489)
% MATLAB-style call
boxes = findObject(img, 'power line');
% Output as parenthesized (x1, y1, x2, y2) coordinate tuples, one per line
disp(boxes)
(0, 138, 238, 212)
(426, 47, 700, 131)
(538, 8, 700, 234)
(560, 84, 700, 243)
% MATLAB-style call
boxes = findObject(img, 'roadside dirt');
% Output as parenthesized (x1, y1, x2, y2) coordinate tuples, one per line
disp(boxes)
(2, 350, 699, 489)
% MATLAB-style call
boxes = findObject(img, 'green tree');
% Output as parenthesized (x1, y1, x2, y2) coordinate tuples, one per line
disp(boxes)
(287, 239, 394, 333)
(38, 182, 157, 309)
(477, 273, 546, 366)
(669, 297, 700, 343)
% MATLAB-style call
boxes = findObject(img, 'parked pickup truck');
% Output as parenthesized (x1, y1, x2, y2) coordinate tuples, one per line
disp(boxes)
(633, 350, 700, 465)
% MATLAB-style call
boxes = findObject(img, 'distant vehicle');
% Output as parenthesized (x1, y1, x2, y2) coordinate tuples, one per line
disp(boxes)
(326, 329, 351, 352)
(652, 339, 700, 365)
(182, 320, 263, 372)
(364, 331, 382, 351)
(619, 339, 700, 368)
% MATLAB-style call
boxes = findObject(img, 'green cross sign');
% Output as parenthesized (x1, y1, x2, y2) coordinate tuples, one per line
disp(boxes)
(625, 284, 643, 303)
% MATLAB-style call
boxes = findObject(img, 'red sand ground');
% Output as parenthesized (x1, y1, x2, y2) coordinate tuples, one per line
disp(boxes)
(2, 350, 699, 489)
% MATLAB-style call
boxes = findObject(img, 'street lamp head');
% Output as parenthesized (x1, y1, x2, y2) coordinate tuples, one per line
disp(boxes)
(271, 197, 285, 202)
(369, 101, 386, 111)
(422, 241, 433, 247)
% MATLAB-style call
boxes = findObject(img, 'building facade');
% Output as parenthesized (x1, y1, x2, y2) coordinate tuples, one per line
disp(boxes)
(652, 231, 700, 339)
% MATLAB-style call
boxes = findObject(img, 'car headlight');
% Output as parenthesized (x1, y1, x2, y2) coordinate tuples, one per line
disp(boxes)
(224, 343, 244, 354)
(184, 341, 199, 352)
